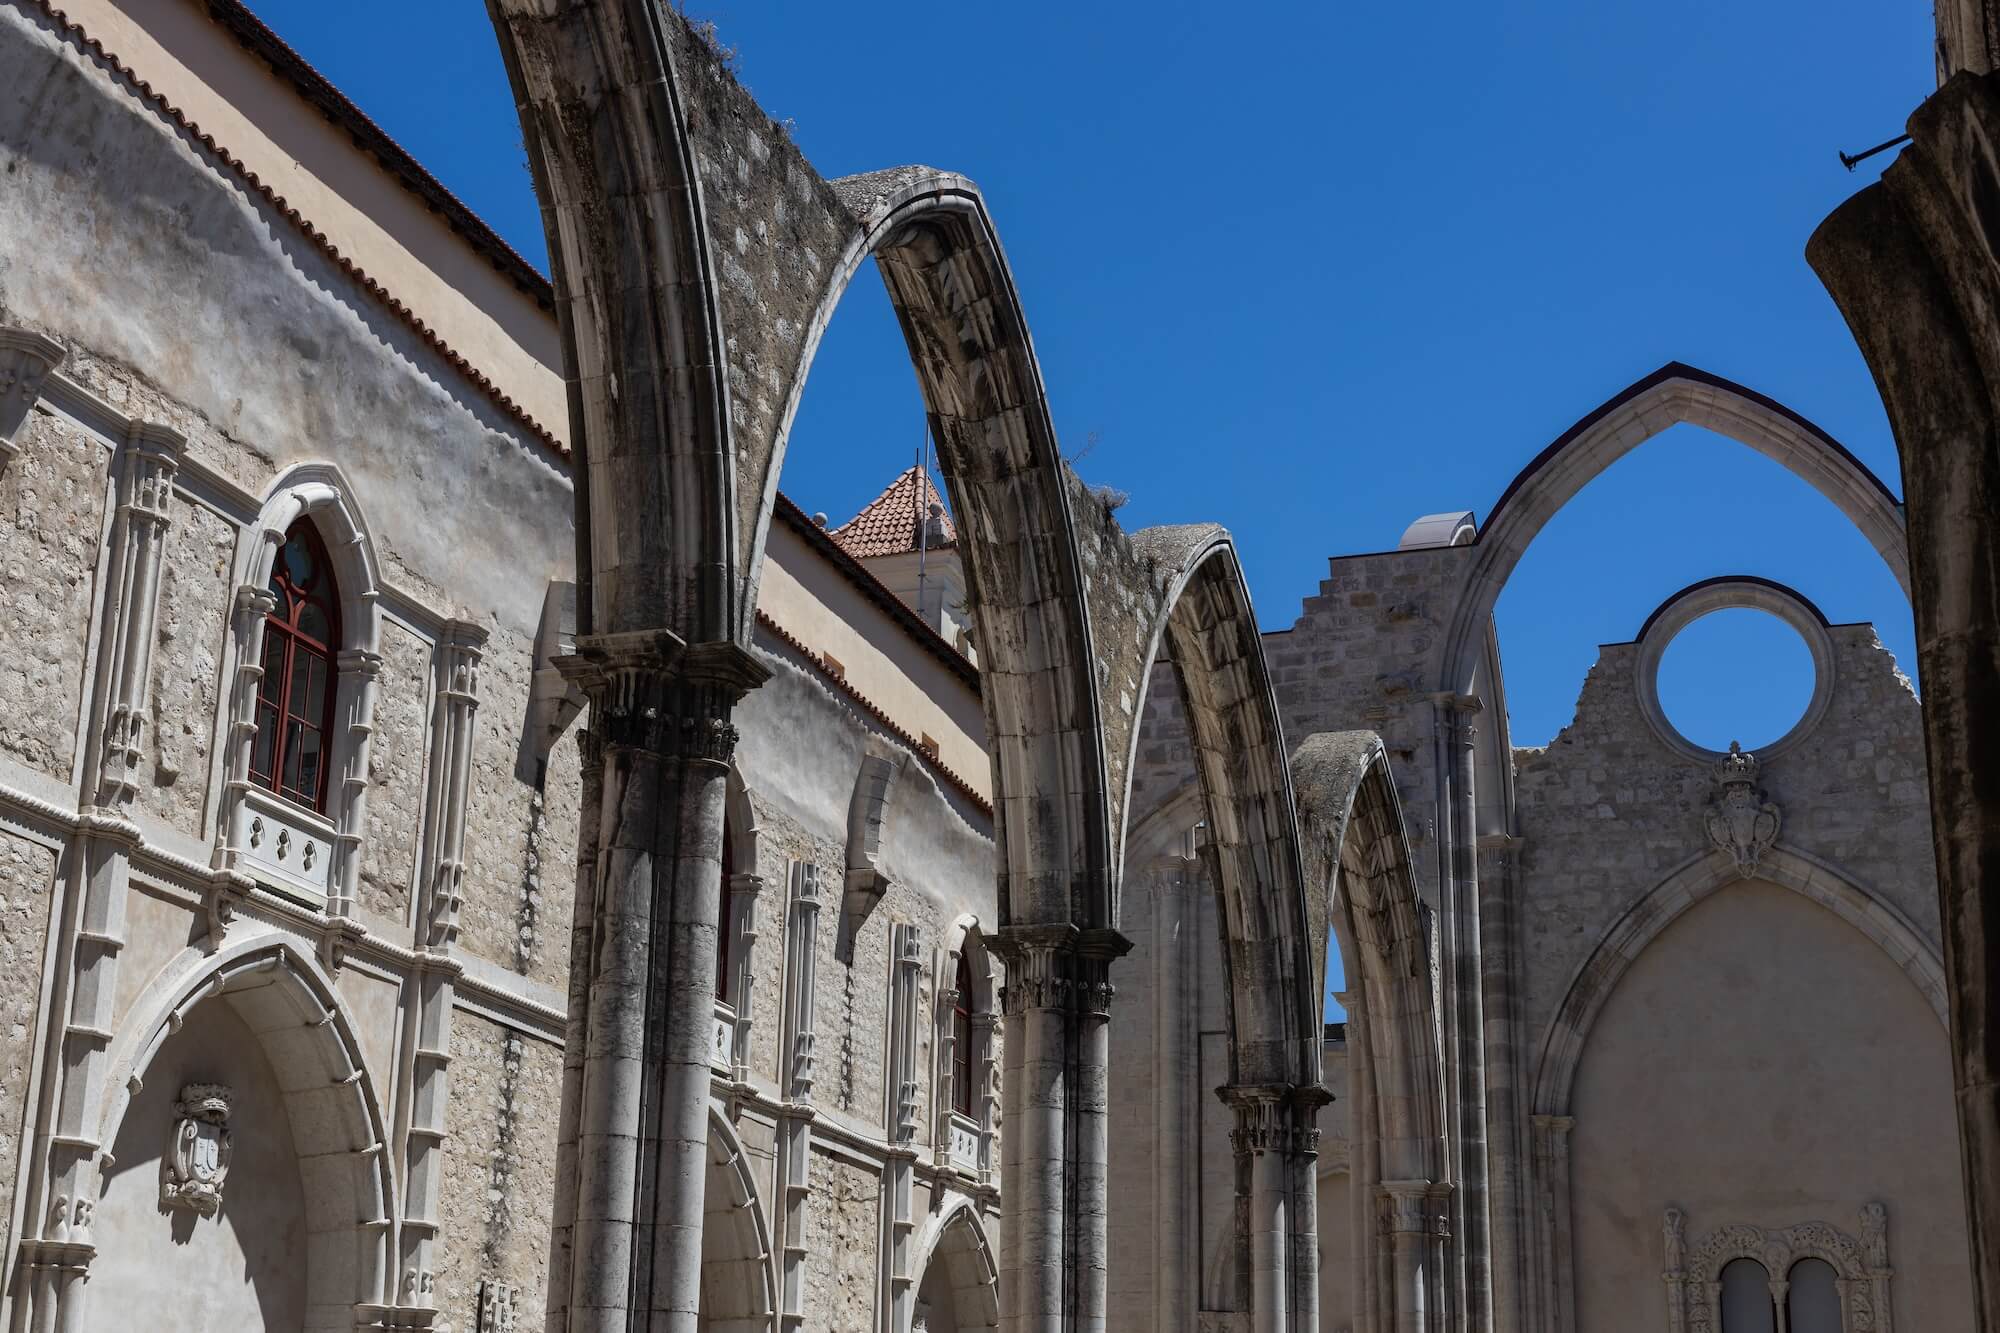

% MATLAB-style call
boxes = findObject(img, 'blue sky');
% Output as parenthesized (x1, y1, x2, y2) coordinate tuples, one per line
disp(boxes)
(250, 0, 1925, 756)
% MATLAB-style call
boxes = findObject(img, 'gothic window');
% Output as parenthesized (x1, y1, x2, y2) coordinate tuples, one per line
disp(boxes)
(1785, 1258, 1840, 1333)
(252, 521, 340, 813)
(1719, 1258, 1774, 1333)
(952, 949, 974, 1116)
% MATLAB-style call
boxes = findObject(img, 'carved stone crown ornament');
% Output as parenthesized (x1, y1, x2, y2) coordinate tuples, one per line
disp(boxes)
(1703, 741, 1782, 877)
(161, 1083, 234, 1218)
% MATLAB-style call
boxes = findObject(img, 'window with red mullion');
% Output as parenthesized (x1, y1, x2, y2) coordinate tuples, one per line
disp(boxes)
(251, 522, 341, 814)
(952, 949, 974, 1115)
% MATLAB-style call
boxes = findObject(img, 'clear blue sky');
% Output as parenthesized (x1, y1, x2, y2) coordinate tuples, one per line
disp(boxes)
(248, 0, 1927, 754)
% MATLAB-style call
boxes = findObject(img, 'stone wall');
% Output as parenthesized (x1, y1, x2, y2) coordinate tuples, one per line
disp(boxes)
(1512, 624, 1936, 1045)
(0, 409, 105, 784)
(458, 623, 555, 985)
(0, 830, 55, 1253)
(136, 495, 234, 837)
(358, 621, 430, 926)
(805, 1157, 882, 1333)
(434, 1013, 562, 1329)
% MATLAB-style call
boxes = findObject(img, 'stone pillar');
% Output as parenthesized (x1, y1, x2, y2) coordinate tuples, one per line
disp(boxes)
(545, 633, 769, 1333)
(1220, 1084, 1330, 1333)
(1440, 695, 1490, 1331)
(393, 624, 484, 1314)
(1477, 832, 1527, 1333)
(883, 922, 925, 1333)
(1381, 1181, 1448, 1333)
(545, 725, 604, 1331)
(1530, 1114, 1576, 1333)
(723, 862, 764, 1084)
(991, 925, 1129, 1333)
(1807, 74, 2000, 1328)
(775, 860, 825, 1333)
(13, 424, 186, 1332)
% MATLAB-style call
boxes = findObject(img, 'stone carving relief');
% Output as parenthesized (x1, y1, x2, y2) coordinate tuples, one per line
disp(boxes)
(1703, 742, 1782, 876)
(478, 1278, 518, 1332)
(161, 1084, 233, 1217)
(1665, 1204, 1892, 1333)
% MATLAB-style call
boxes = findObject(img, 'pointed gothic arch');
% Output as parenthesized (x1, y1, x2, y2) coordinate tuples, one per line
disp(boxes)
(1438, 363, 1909, 695)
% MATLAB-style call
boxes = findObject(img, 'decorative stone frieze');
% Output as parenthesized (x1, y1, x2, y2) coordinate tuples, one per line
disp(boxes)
(161, 1083, 234, 1218)
(0, 326, 63, 461)
(1702, 742, 1782, 877)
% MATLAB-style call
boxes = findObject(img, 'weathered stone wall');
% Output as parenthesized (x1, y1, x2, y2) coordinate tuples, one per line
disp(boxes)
(804, 1156, 881, 1333)
(1512, 623, 1936, 1045)
(136, 495, 234, 836)
(358, 621, 432, 927)
(0, 830, 55, 1253)
(433, 1014, 563, 1329)
(0, 409, 106, 784)
(458, 624, 548, 982)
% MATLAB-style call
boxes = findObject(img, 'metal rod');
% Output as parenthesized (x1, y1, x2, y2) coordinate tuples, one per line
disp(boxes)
(1840, 133, 1912, 171)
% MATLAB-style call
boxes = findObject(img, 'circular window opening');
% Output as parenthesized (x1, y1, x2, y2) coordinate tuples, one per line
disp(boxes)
(1656, 607, 1816, 753)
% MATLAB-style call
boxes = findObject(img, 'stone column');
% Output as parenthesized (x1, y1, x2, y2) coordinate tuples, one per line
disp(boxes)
(775, 860, 825, 1333)
(1807, 73, 2000, 1328)
(723, 862, 764, 1084)
(991, 925, 1129, 1333)
(14, 423, 185, 1333)
(545, 633, 769, 1333)
(1477, 832, 1527, 1333)
(1381, 1181, 1445, 1333)
(883, 922, 925, 1333)
(393, 623, 483, 1313)
(1220, 1084, 1330, 1333)
(545, 725, 604, 1330)
(1530, 1114, 1576, 1333)
(1440, 695, 1490, 1331)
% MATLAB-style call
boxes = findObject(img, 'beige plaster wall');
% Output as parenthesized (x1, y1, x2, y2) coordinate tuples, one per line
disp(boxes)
(758, 520, 988, 804)
(92, 998, 309, 1331)
(1570, 880, 1971, 1331)
(58, 0, 565, 443)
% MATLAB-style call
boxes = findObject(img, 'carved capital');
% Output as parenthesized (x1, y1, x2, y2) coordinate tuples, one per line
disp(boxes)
(991, 924, 1131, 1017)
(558, 633, 769, 761)
(1379, 1178, 1452, 1238)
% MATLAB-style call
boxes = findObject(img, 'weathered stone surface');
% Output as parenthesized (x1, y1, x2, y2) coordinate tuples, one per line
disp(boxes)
(458, 624, 544, 977)
(804, 1156, 881, 1332)
(359, 621, 433, 927)
(0, 831, 54, 1249)
(434, 1014, 562, 1328)
(136, 496, 234, 835)
(0, 409, 104, 782)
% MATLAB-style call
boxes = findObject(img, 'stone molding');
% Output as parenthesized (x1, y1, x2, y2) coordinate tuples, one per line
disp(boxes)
(0, 325, 64, 460)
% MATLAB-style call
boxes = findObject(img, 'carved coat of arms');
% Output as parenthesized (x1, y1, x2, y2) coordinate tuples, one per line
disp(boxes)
(162, 1083, 234, 1217)
(1703, 742, 1781, 877)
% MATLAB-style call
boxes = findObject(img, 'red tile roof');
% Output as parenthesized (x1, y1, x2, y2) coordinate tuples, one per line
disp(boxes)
(829, 467, 957, 559)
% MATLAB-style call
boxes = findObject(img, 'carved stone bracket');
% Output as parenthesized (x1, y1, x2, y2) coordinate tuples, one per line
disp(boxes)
(553, 631, 771, 762)
(1702, 742, 1781, 877)
(0, 326, 64, 462)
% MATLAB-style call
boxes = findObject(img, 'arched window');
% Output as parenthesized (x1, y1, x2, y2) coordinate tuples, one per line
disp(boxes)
(952, 949, 974, 1115)
(1785, 1258, 1841, 1333)
(1720, 1258, 1775, 1333)
(252, 521, 340, 813)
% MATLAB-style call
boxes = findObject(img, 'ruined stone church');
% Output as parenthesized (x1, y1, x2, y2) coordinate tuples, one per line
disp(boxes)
(0, 2, 1981, 1331)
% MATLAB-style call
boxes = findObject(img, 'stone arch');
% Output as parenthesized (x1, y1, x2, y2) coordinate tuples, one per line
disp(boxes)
(1123, 524, 1317, 1089)
(1530, 844, 1948, 1120)
(698, 1105, 778, 1332)
(741, 166, 1113, 928)
(1439, 363, 1910, 694)
(910, 1199, 1002, 1331)
(1291, 731, 1450, 1331)
(244, 463, 383, 655)
(724, 761, 759, 879)
(95, 934, 396, 1322)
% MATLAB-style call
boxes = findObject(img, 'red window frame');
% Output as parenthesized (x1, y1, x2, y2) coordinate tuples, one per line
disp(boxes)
(952, 949, 975, 1115)
(250, 521, 341, 814)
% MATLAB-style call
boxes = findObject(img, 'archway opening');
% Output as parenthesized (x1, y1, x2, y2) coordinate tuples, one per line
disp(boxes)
(695, 1116, 775, 1332)
(911, 1206, 1000, 1332)
(1655, 607, 1815, 752)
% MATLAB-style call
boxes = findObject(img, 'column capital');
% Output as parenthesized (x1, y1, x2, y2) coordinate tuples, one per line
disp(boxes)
(990, 924, 1131, 1016)
(555, 633, 771, 760)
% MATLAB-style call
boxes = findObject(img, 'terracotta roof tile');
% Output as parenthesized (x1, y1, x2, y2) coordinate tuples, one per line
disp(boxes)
(828, 467, 956, 559)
